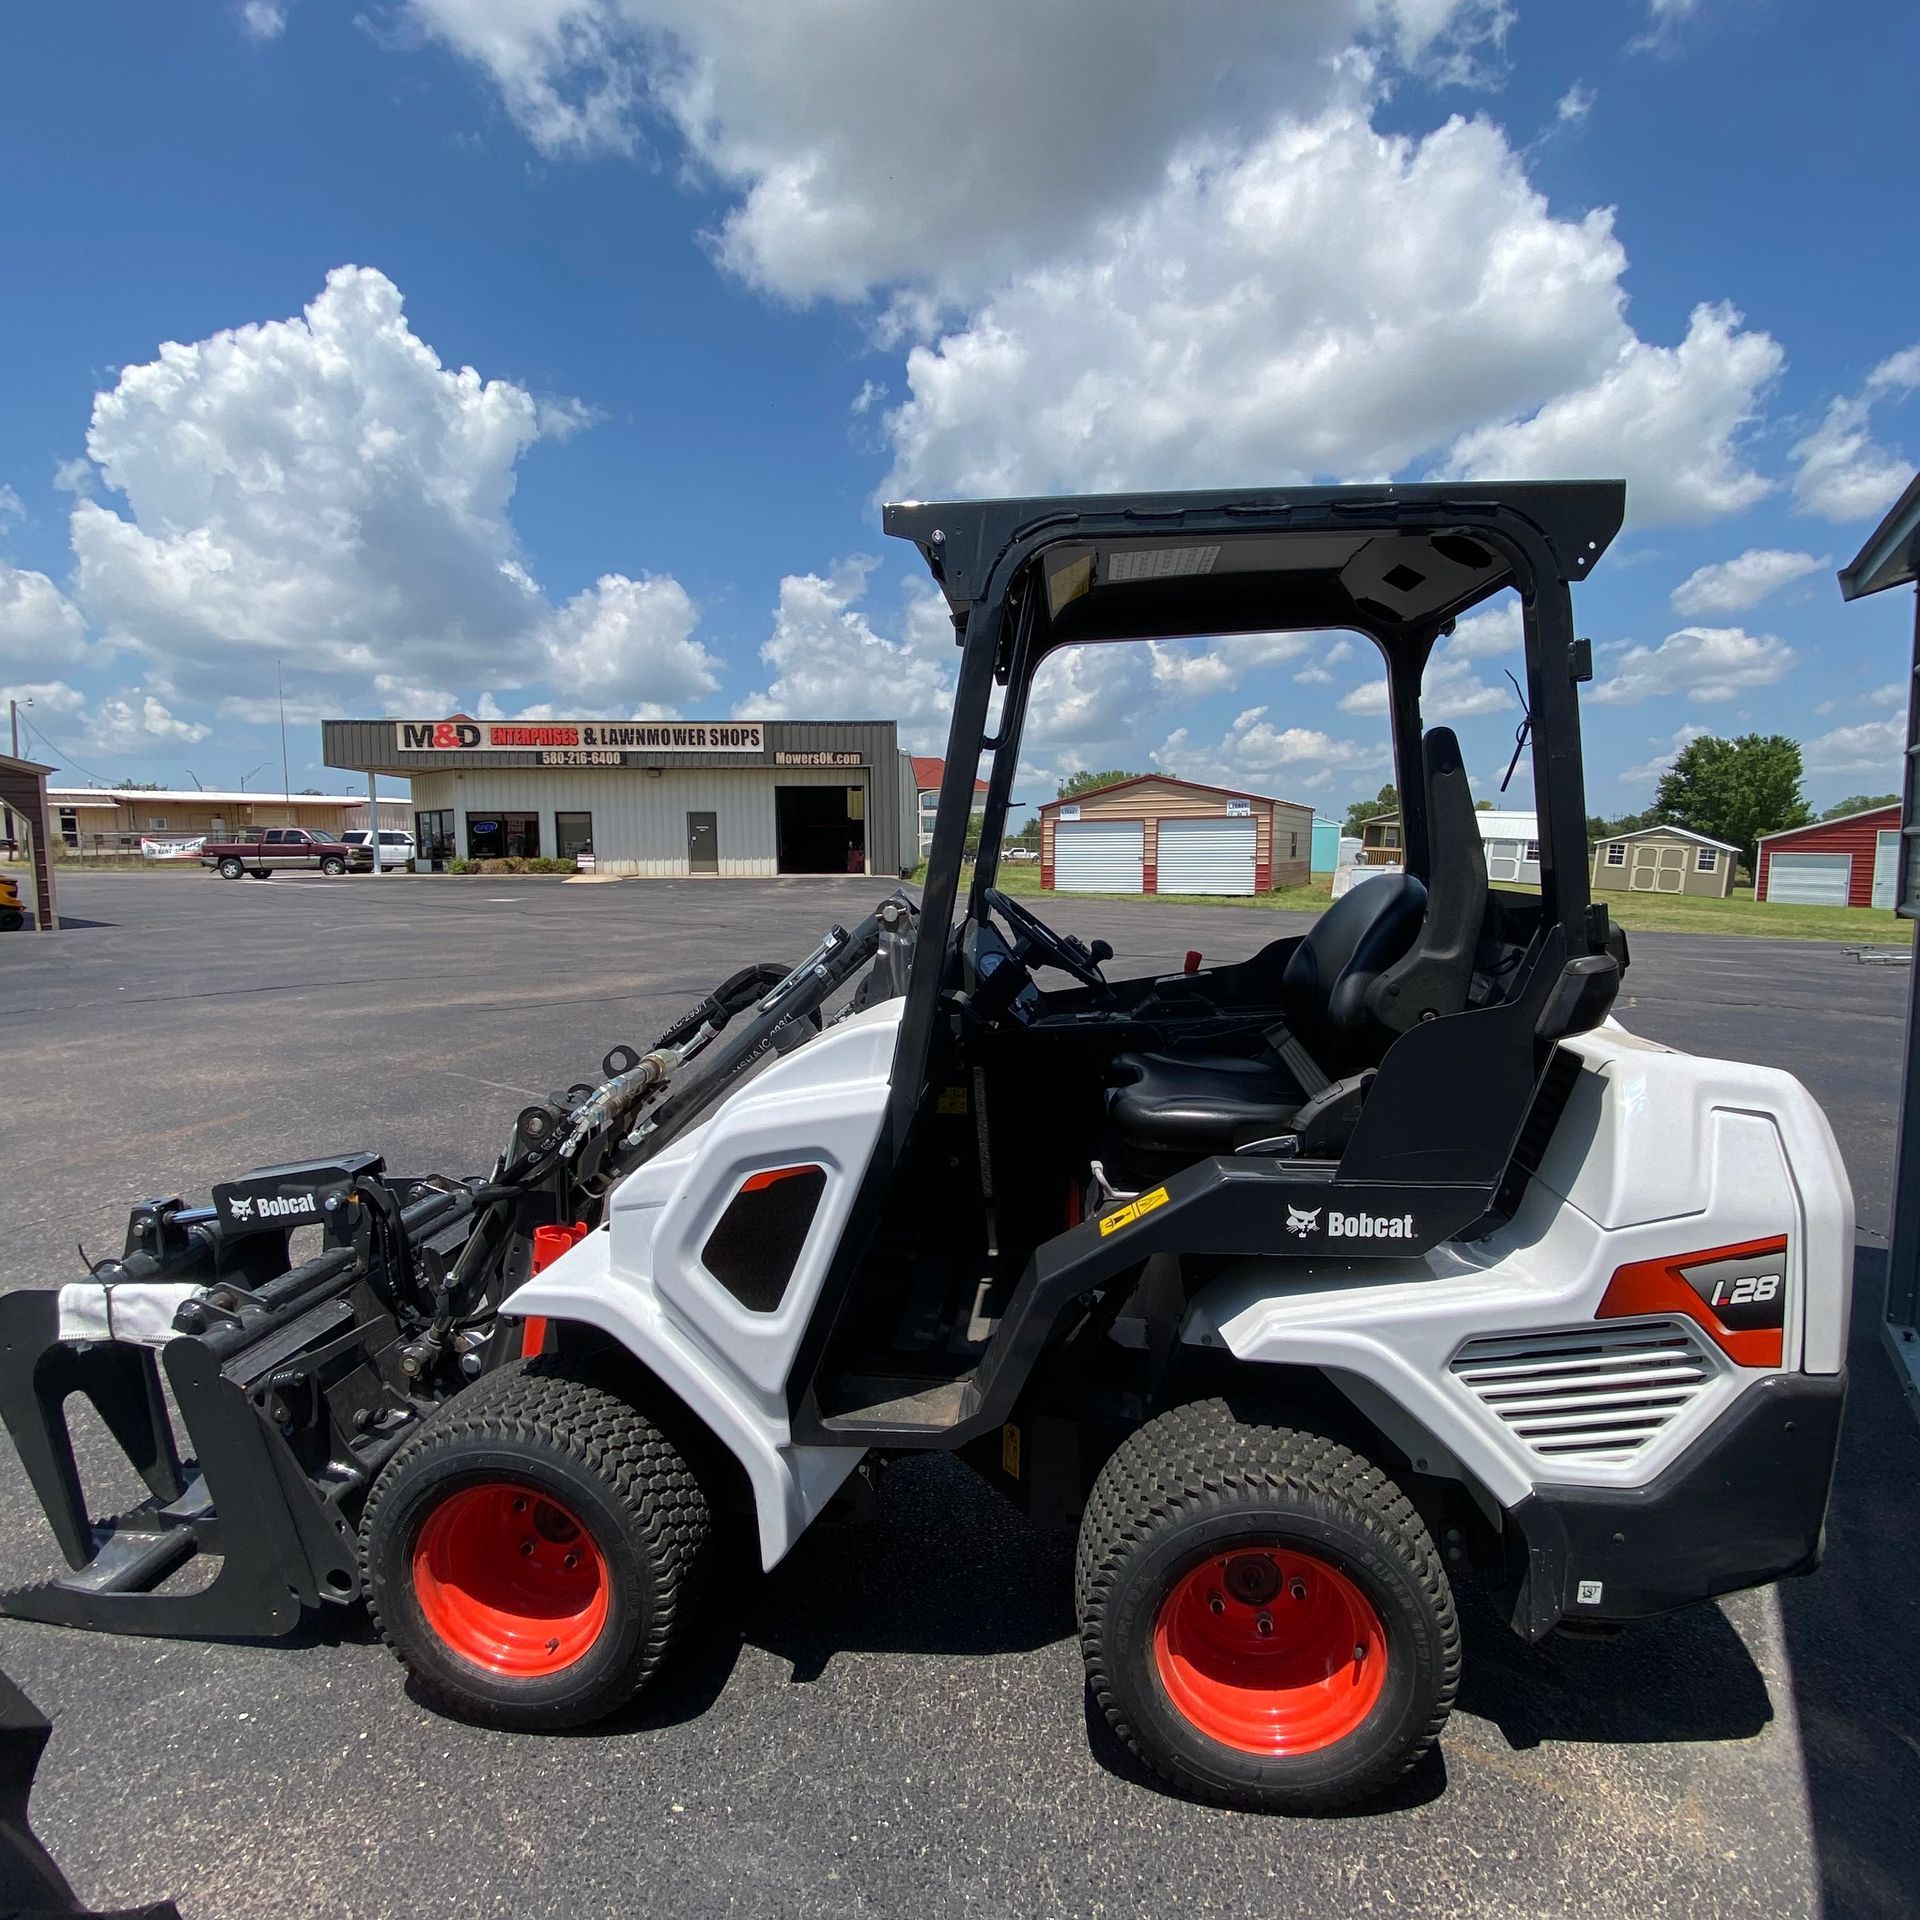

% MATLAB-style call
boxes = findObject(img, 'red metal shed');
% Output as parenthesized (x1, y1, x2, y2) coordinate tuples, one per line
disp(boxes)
(1755, 803, 1903, 908)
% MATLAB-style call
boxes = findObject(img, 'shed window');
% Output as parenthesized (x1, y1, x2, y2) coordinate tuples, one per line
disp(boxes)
(1605, 842, 1626, 866)
(1696, 846, 1718, 873)
(1523, 840, 1540, 863)
(1289, 831, 1299, 859)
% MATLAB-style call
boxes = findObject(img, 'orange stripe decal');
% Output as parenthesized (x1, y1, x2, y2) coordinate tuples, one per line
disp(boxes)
(1596, 1235, 1789, 1369)
(740, 1165, 821, 1194)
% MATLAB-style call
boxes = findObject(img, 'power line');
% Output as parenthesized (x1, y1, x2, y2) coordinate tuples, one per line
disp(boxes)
(19, 714, 116, 787)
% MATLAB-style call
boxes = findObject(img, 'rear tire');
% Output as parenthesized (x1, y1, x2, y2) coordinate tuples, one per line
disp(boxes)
(250, 867, 270, 879)
(0, 908, 22, 932)
(218, 858, 244, 879)
(1076, 1399, 1458, 1813)
(360, 1354, 710, 1730)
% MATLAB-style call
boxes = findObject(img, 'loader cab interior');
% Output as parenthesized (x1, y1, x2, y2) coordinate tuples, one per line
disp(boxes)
(793, 484, 1627, 1438)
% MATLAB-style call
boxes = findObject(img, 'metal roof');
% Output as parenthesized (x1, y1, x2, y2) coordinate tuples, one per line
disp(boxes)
(1590, 823, 1741, 853)
(1755, 802, 1902, 844)
(49, 787, 379, 809)
(1038, 772, 1301, 813)
(1839, 471, 1920, 600)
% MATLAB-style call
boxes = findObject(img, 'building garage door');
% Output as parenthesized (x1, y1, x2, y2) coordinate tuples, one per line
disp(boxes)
(1054, 819, 1144, 893)
(1158, 817, 1257, 895)
(1873, 830, 1900, 910)
(1768, 851, 1851, 905)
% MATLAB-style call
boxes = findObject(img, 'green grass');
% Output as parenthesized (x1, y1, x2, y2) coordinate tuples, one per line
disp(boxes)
(910, 860, 1909, 945)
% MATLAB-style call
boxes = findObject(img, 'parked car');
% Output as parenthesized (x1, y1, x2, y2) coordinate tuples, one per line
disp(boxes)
(199, 827, 373, 878)
(0, 872, 24, 931)
(341, 829, 416, 870)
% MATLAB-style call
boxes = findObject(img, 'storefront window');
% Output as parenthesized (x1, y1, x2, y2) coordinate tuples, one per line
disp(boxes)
(467, 811, 541, 859)
(415, 809, 455, 860)
(555, 811, 593, 859)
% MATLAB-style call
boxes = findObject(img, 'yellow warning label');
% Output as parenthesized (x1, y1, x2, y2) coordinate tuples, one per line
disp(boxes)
(1001, 1423, 1022, 1478)
(1098, 1186, 1169, 1236)
(936, 1086, 968, 1115)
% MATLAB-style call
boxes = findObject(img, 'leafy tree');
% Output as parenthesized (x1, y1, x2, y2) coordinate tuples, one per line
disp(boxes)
(1654, 734, 1809, 869)
(1344, 784, 1398, 836)
(1006, 815, 1042, 849)
(1474, 799, 1493, 811)
(1057, 769, 1146, 800)
(115, 778, 164, 789)
(1822, 792, 1898, 820)
(1587, 806, 1659, 841)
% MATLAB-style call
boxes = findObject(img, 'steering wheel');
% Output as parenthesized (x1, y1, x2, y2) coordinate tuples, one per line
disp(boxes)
(982, 889, 1110, 990)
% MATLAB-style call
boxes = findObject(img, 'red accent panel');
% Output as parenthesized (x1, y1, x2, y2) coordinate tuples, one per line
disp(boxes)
(1254, 863, 1273, 892)
(741, 1164, 821, 1194)
(519, 1316, 549, 1358)
(1142, 862, 1158, 894)
(1596, 1235, 1789, 1368)
(1040, 863, 1055, 889)
(1184, 949, 1202, 974)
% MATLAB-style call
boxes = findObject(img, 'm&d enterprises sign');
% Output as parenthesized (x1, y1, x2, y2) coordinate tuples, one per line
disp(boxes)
(397, 720, 764, 753)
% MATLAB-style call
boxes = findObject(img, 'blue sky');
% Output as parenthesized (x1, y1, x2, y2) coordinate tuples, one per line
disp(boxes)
(1, 0, 1916, 819)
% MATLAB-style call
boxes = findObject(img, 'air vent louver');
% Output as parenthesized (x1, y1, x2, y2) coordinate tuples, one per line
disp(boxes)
(1450, 1318, 1712, 1465)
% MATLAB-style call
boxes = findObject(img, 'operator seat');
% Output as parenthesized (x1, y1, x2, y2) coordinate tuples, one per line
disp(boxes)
(1106, 725, 1485, 1158)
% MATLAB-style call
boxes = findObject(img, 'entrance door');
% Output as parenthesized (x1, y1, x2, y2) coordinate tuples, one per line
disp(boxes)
(1630, 842, 1685, 892)
(1873, 829, 1900, 909)
(687, 811, 719, 875)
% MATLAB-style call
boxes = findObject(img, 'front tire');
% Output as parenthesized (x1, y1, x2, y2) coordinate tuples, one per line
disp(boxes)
(1076, 1400, 1458, 1813)
(218, 857, 244, 879)
(320, 854, 346, 875)
(360, 1355, 711, 1730)
(0, 908, 22, 932)
(250, 867, 270, 879)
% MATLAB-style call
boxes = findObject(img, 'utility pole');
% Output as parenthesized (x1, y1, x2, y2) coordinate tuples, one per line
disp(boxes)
(367, 769, 380, 879)
(277, 661, 292, 809)
(8, 697, 18, 759)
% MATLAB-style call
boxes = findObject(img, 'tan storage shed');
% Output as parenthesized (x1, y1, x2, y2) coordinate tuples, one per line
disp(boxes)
(1590, 825, 1738, 898)
(1039, 776, 1310, 896)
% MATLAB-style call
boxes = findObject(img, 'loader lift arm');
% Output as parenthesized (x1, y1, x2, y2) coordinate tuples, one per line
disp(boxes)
(0, 893, 913, 1638)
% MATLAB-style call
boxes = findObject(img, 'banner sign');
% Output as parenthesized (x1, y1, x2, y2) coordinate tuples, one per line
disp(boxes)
(397, 720, 763, 754)
(140, 835, 205, 860)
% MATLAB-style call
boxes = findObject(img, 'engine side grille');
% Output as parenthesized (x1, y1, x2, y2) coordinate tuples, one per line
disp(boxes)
(1449, 1318, 1713, 1465)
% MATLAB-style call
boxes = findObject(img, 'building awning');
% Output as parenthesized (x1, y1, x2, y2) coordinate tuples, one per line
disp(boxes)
(1839, 472, 1920, 600)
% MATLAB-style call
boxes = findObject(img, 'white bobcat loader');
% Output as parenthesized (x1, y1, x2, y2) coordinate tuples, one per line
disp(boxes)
(0, 481, 1850, 1812)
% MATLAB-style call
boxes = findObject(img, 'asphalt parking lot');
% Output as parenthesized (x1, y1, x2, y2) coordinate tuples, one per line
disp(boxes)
(2, 870, 1917, 1920)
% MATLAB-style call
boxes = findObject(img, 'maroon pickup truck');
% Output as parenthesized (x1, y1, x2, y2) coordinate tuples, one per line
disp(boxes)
(201, 827, 374, 878)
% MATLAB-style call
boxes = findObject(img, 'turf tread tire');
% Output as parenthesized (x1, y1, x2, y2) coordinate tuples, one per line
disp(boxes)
(1076, 1397, 1459, 1813)
(360, 1352, 709, 1729)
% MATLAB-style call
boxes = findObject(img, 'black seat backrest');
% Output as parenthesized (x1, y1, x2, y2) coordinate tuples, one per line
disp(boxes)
(1280, 869, 1427, 1066)
(1365, 726, 1488, 1035)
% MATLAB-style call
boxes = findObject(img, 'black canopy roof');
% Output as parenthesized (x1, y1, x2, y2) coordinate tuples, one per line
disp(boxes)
(885, 480, 1624, 646)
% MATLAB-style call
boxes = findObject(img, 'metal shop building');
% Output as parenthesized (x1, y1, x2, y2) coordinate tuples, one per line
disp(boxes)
(323, 718, 913, 878)
(1755, 802, 1904, 908)
(1037, 775, 1311, 896)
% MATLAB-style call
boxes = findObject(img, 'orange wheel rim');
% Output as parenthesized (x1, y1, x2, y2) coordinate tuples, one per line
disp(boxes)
(411, 1482, 609, 1677)
(1152, 1547, 1387, 1754)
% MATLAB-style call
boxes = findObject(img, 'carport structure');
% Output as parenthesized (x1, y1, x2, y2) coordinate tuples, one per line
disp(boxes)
(1838, 470, 1920, 1407)
(0, 753, 59, 933)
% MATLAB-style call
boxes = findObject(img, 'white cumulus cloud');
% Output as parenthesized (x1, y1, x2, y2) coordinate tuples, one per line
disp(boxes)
(62, 265, 713, 718)
(1790, 344, 1920, 524)
(402, 0, 1511, 304)
(1803, 716, 1905, 778)
(1589, 624, 1794, 705)
(1617, 721, 1708, 789)
(737, 558, 956, 749)
(1669, 547, 1827, 617)
(0, 560, 89, 669)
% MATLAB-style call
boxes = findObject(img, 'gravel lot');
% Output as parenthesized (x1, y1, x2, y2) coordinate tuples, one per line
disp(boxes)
(1, 871, 1915, 1920)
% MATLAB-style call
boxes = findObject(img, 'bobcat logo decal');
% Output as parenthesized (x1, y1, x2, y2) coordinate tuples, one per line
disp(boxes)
(1286, 1206, 1320, 1239)
(227, 1195, 256, 1222)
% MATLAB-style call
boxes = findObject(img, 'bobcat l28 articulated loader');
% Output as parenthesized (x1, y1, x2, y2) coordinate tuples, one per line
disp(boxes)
(0, 482, 1851, 1812)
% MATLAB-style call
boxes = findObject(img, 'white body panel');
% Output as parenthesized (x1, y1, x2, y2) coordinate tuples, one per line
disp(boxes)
(1182, 1022, 1854, 1509)
(503, 998, 906, 1567)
